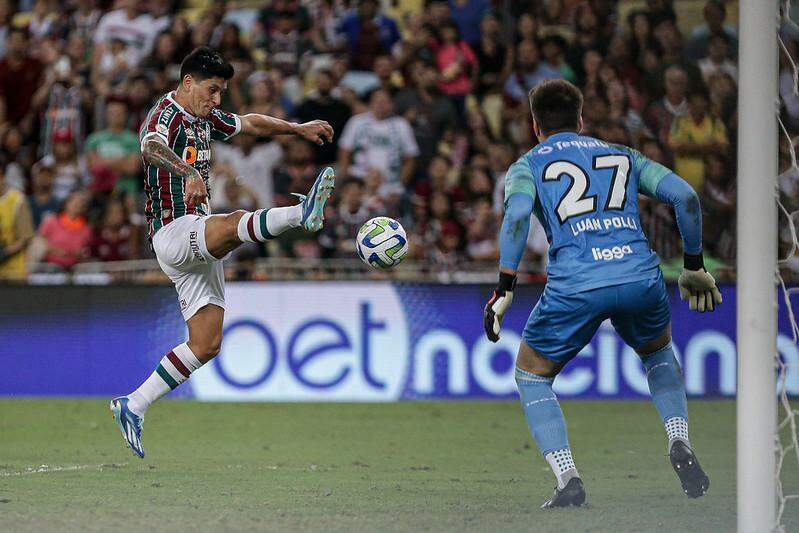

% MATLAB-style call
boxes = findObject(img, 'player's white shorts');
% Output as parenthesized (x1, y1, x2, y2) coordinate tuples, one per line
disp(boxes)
(152, 215, 225, 321)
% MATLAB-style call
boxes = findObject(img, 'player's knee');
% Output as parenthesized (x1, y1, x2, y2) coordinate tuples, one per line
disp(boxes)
(192, 334, 222, 362)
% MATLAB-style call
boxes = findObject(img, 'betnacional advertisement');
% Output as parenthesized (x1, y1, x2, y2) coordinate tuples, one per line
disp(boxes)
(0, 283, 796, 400)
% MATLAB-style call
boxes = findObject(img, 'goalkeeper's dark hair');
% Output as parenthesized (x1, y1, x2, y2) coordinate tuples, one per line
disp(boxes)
(180, 47, 234, 82)
(528, 79, 583, 135)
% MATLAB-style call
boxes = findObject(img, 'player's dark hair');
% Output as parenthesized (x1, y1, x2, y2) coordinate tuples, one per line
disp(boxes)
(179, 47, 234, 82)
(528, 79, 583, 135)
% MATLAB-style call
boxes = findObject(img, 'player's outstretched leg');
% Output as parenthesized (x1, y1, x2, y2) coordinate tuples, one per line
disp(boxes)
(641, 341, 709, 498)
(236, 166, 335, 244)
(110, 342, 203, 458)
(515, 366, 586, 508)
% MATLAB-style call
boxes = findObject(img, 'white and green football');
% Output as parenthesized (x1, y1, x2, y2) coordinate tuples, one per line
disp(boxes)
(356, 217, 409, 269)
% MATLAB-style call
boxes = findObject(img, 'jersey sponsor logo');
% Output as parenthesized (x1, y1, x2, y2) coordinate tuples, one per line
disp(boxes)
(591, 244, 633, 261)
(155, 124, 169, 137)
(158, 105, 175, 125)
(182, 146, 211, 165)
(549, 139, 609, 151)
(189, 230, 206, 263)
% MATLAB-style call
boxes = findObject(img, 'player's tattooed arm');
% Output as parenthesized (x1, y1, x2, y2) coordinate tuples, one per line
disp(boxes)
(239, 114, 334, 146)
(142, 137, 207, 206)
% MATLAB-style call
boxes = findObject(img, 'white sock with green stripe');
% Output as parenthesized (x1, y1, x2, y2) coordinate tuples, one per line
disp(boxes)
(237, 206, 302, 243)
(127, 343, 202, 417)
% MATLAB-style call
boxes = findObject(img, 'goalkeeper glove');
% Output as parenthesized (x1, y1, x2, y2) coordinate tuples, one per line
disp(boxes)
(484, 272, 516, 342)
(678, 253, 723, 313)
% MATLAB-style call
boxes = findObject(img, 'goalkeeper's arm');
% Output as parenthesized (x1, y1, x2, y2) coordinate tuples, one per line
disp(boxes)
(484, 193, 533, 342)
(653, 173, 723, 312)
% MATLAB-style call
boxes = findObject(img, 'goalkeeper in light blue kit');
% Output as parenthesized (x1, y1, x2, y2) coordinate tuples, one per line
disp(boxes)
(484, 79, 722, 508)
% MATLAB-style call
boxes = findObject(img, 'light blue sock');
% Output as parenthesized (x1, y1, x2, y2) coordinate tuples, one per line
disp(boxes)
(642, 342, 690, 449)
(515, 367, 578, 488)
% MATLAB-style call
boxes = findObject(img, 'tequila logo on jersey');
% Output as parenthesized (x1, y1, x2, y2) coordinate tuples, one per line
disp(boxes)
(182, 146, 210, 165)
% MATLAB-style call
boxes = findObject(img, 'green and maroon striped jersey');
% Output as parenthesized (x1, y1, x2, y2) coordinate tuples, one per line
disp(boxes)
(139, 91, 240, 238)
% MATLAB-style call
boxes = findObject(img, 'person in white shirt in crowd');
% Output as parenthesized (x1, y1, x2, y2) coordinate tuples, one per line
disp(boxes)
(698, 33, 737, 84)
(213, 132, 284, 209)
(337, 87, 419, 197)
(93, 0, 156, 67)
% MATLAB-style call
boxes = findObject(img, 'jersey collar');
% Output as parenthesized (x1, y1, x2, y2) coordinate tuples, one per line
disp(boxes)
(167, 91, 198, 123)
(544, 131, 579, 142)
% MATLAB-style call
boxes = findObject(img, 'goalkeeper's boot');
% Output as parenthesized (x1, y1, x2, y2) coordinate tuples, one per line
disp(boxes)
(293, 166, 335, 232)
(669, 440, 709, 498)
(109, 396, 145, 458)
(541, 477, 586, 508)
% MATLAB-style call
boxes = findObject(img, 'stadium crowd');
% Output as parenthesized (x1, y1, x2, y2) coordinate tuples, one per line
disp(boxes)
(0, 0, 791, 281)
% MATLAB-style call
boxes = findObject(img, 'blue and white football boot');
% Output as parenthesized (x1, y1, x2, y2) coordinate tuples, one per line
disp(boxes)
(292, 166, 335, 232)
(109, 396, 145, 458)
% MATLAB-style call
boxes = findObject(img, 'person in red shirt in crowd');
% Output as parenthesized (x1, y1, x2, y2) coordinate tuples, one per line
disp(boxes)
(0, 27, 44, 136)
(435, 20, 477, 122)
(90, 196, 136, 262)
(37, 190, 91, 269)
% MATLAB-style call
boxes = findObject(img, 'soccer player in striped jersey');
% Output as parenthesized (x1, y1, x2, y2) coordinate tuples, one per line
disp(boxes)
(110, 47, 336, 458)
(484, 80, 721, 507)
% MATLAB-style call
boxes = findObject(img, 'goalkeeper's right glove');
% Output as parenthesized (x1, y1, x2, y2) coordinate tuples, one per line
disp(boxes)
(484, 272, 516, 342)
(677, 252, 723, 313)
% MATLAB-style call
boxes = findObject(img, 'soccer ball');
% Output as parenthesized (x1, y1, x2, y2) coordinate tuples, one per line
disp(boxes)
(356, 217, 409, 269)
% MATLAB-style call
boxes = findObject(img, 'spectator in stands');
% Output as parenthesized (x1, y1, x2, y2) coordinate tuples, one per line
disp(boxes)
(504, 39, 562, 106)
(293, 69, 352, 165)
(90, 196, 136, 262)
(0, 27, 43, 136)
(67, 0, 102, 42)
(258, 11, 310, 100)
(515, 13, 539, 44)
(698, 32, 738, 83)
(435, 20, 477, 119)
(338, 0, 401, 71)
(607, 79, 651, 145)
(273, 140, 321, 207)
(700, 152, 735, 259)
(372, 54, 401, 96)
(319, 178, 372, 258)
(465, 197, 499, 261)
(28, 159, 60, 229)
(34, 54, 90, 157)
(92, 0, 155, 67)
(0, 163, 34, 279)
(1, 126, 34, 191)
(540, 34, 576, 83)
(214, 132, 284, 209)
(84, 97, 140, 197)
(395, 61, 458, 168)
(646, 65, 689, 146)
(48, 129, 87, 203)
(474, 12, 512, 98)
(686, 0, 738, 61)
(449, 0, 490, 47)
(338, 88, 420, 193)
(668, 88, 729, 191)
(37, 190, 91, 270)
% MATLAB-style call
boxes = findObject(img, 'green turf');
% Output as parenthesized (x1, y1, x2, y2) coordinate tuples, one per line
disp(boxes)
(1, 400, 797, 532)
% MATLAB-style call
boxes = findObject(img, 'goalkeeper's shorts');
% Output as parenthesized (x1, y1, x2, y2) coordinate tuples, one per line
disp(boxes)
(523, 271, 670, 364)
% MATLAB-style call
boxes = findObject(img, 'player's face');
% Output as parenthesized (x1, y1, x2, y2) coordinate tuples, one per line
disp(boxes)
(188, 76, 227, 118)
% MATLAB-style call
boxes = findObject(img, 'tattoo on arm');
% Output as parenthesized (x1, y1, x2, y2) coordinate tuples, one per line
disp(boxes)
(142, 137, 197, 179)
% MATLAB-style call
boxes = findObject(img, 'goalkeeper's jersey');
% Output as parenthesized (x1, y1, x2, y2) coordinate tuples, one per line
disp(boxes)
(139, 91, 241, 238)
(504, 132, 674, 292)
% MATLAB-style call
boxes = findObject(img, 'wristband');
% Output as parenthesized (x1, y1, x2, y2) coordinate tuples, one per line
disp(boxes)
(684, 252, 705, 271)
(498, 271, 517, 292)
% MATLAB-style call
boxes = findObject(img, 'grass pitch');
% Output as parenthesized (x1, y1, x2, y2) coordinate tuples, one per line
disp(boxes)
(1, 400, 797, 532)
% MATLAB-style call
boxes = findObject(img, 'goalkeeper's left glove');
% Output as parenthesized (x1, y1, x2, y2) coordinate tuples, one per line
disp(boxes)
(678, 252, 723, 313)
(484, 272, 516, 342)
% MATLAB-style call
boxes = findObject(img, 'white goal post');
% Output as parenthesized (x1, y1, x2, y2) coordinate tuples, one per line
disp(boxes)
(737, 1, 779, 532)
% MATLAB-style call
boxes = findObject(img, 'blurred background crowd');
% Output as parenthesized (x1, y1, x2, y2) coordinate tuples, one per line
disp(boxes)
(0, 0, 796, 282)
